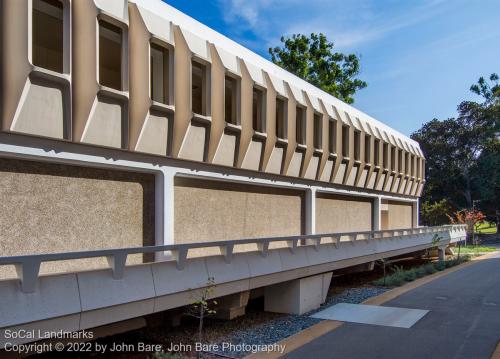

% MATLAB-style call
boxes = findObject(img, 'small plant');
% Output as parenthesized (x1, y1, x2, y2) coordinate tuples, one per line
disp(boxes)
(185, 277, 217, 359)
(431, 234, 442, 247)
(375, 258, 387, 286)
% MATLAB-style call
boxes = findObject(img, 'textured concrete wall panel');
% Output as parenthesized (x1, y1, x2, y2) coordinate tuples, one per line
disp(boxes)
(315, 193, 373, 233)
(0, 159, 155, 279)
(174, 178, 304, 256)
(387, 200, 413, 229)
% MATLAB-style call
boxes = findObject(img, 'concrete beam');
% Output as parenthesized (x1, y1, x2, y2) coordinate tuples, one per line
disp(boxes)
(213, 291, 250, 320)
(332, 261, 374, 275)
(264, 272, 332, 315)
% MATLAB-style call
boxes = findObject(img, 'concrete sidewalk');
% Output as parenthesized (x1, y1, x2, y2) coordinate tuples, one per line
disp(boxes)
(285, 253, 500, 359)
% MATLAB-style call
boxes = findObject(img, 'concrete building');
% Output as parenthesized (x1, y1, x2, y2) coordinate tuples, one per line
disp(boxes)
(0, 0, 465, 347)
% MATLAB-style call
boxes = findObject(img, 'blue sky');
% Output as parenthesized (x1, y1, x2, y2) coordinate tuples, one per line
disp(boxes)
(163, 0, 500, 136)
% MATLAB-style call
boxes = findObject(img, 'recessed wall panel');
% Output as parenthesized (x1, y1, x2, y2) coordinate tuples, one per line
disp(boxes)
(386, 200, 413, 229)
(174, 178, 303, 255)
(316, 193, 373, 233)
(0, 159, 155, 279)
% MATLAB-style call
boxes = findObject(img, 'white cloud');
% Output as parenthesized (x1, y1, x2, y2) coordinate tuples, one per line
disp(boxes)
(218, 0, 451, 52)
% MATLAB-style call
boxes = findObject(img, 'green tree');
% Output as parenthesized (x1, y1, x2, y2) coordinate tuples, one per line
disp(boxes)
(411, 74, 499, 218)
(269, 33, 367, 104)
(470, 73, 500, 105)
(421, 199, 452, 226)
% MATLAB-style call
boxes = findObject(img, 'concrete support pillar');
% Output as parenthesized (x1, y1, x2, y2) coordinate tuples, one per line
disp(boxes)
(305, 187, 317, 235)
(373, 196, 382, 231)
(155, 168, 175, 261)
(438, 246, 446, 261)
(264, 272, 332, 315)
(213, 291, 250, 320)
(412, 200, 419, 227)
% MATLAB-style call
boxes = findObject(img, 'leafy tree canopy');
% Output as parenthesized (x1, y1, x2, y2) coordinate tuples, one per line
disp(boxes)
(412, 74, 500, 220)
(269, 33, 367, 104)
(470, 73, 500, 105)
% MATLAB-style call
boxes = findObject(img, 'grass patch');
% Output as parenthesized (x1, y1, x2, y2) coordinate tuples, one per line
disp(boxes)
(455, 245, 497, 254)
(373, 255, 471, 287)
(474, 221, 497, 234)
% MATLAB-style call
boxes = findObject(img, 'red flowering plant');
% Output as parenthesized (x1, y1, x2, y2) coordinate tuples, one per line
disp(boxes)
(447, 208, 486, 245)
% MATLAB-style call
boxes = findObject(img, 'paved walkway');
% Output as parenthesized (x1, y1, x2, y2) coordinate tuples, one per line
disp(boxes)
(286, 253, 500, 359)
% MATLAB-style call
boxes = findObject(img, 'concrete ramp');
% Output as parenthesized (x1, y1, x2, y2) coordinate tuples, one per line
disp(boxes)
(311, 303, 428, 328)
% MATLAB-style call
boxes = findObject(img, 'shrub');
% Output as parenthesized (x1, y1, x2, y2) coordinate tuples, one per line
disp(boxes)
(435, 261, 446, 271)
(415, 266, 427, 278)
(424, 263, 437, 274)
(460, 254, 472, 263)
(373, 277, 387, 286)
(403, 268, 417, 282)
(373, 255, 472, 287)
(387, 273, 406, 287)
(445, 258, 458, 268)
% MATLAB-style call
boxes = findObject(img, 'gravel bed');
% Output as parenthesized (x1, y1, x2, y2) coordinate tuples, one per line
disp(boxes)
(207, 286, 389, 358)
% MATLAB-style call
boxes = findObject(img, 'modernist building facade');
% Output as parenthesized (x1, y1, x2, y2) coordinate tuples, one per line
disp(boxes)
(1, 0, 425, 277)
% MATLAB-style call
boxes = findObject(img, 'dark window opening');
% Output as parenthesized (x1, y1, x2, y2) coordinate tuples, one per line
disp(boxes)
(150, 43, 169, 104)
(354, 130, 360, 160)
(390, 147, 396, 171)
(398, 150, 403, 173)
(374, 139, 380, 166)
(342, 125, 349, 157)
(224, 75, 237, 124)
(192, 61, 208, 116)
(328, 119, 336, 153)
(33, 0, 64, 72)
(364, 134, 371, 162)
(313, 113, 322, 149)
(276, 97, 287, 139)
(296, 106, 306, 145)
(99, 20, 123, 90)
(382, 143, 388, 169)
(252, 87, 265, 132)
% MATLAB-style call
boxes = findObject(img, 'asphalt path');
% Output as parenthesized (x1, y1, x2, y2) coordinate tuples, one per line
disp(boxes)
(286, 253, 500, 359)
